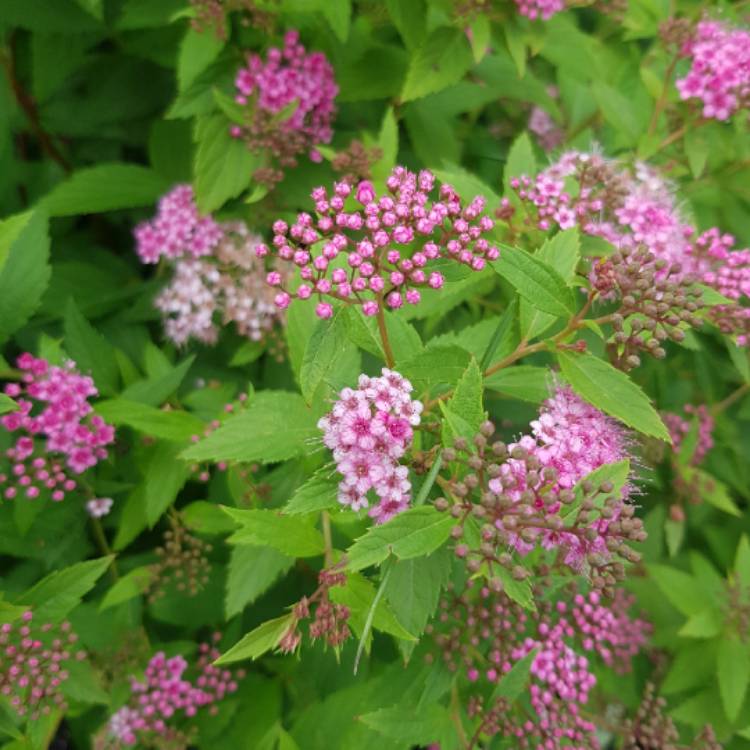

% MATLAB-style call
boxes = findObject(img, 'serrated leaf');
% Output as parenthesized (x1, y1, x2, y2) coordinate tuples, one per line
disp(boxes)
(359, 704, 452, 745)
(717, 638, 750, 723)
(144, 441, 189, 526)
(225, 546, 293, 619)
(178, 27, 224, 92)
(558, 352, 670, 440)
(678, 609, 722, 638)
(0, 394, 18, 415)
(95, 399, 204, 442)
(300, 311, 356, 403)
(182, 391, 317, 463)
(385, 0, 426, 49)
(561, 459, 631, 522)
(484, 365, 551, 403)
(60, 659, 108, 705)
(16, 557, 114, 623)
(648, 564, 705, 616)
(504, 131, 536, 194)
(401, 27, 473, 102)
(442, 357, 485, 444)
(224, 508, 325, 557)
(181, 501, 237, 534)
(285, 471, 339, 515)
(492, 648, 537, 700)
(99, 565, 155, 611)
(317, 0, 350, 41)
(399, 345, 472, 393)
(42, 164, 169, 216)
(493, 245, 575, 317)
(120, 355, 194, 406)
(215, 614, 295, 665)
(346, 506, 453, 571)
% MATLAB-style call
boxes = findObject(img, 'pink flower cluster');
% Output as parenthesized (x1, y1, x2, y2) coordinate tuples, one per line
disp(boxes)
(87, 497, 114, 518)
(514, 0, 565, 21)
(108, 635, 243, 746)
(1, 354, 115, 502)
(258, 167, 500, 319)
(528, 106, 564, 153)
(430, 582, 650, 749)
(676, 20, 750, 121)
(663, 404, 714, 466)
(230, 30, 337, 180)
(136, 188, 285, 346)
(134, 185, 223, 264)
(488, 385, 632, 567)
(0, 611, 85, 720)
(318, 369, 423, 523)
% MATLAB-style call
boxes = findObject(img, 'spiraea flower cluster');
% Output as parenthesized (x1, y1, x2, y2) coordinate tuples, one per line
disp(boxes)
(258, 166, 500, 319)
(426, 579, 650, 749)
(230, 30, 337, 186)
(136, 186, 285, 347)
(0, 611, 85, 720)
(513, 0, 565, 21)
(512, 151, 750, 347)
(318, 369, 423, 523)
(676, 19, 750, 121)
(279, 568, 351, 653)
(107, 635, 243, 747)
(438, 386, 644, 589)
(1, 354, 115, 502)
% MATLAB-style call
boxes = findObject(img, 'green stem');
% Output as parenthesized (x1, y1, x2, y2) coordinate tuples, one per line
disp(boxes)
(375, 302, 396, 368)
(353, 560, 393, 675)
(712, 382, 750, 416)
(90, 517, 120, 580)
(321, 511, 333, 568)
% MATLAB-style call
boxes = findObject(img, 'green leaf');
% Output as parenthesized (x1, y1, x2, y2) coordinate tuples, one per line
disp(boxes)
(64, 298, 119, 396)
(224, 508, 325, 557)
(0, 211, 51, 344)
(558, 352, 670, 440)
(59, 659, 108, 705)
(17, 557, 114, 623)
(359, 704, 452, 745)
(0, 394, 18, 415)
(485, 365, 551, 403)
(561, 459, 631, 522)
(215, 614, 295, 665)
(144, 441, 189, 526)
(95, 399, 204, 442)
(399, 345, 472, 393)
(648, 564, 706, 616)
(735, 535, 750, 589)
(99, 566, 155, 611)
(504, 131, 536, 194)
(678, 609, 722, 638)
(182, 391, 317, 463)
(225, 546, 293, 619)
(42, 164, 169, 216)
(300, 311, 357, 403)
(120, 355, 194, 406)
(372, 106, 399, 181)
(442, 358, 485, 444)
(727, 341, 750, 383)
(0, 701, 22, 739)
(592, 81, 643, 145)
(317, 0, 351, 41)
(432, 164, 502, 211)
(682, 467, 740, 516)
(717, 638, 750, 723)
(285, 471, 339, 515)
(469, 14, 491, 63)
(385, 0, 426, 49)
(178, 27, 224, 91)
(492, 648, 537, 700)
(401, 27, 473, 102)
(684, 128, 709, 179)
(182, 500, 237, 534)
(344, 307, 423, 365)
(493, 245, 575, 317)
(494, 565, 535, 610)
(193, 114, 256, 212)
(346, 506, 454, 571)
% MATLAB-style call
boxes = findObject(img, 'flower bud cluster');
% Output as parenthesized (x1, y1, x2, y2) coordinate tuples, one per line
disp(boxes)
(663, 404, 714, 466)
(230, 30, 337, 186)
(331, 140, 383, 184)
(107, 634, 243, 747)
(146, 514, 212, 603)
(436, 386, 644, 590)
(259, 166, 500, 318)
(1, 354, 115, 502)
(0, 611, 85, 720)
(136, 187, 286, 347)
(514, 0, 565, 21)
(426, 579, 650, 749)
(318, 369, 423, 524)
(676, 19, 750, 121)
(279, 569, 351, 653)
(190, 0, 275, 39)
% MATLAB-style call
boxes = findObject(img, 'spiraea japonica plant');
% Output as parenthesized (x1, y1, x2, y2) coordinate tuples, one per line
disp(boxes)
(2, 0, 750, 748)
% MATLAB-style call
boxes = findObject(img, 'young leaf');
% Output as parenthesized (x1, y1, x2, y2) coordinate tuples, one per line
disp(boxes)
(215, 614, 295, 665)
(492, 245, 575, 317)
(346, 506, 453, 571)
(224, 508, 325, 558)
(558, 352, 670, 440)
(225, 546, 293, 619)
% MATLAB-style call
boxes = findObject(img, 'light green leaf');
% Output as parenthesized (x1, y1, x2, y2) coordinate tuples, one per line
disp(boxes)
(561, 459, 631, 522)
(493, 647, 537, 700)
(215, 614, 295, 665)
(359, 704, 452, 745)
(558, 352, 670, 440)
(285, 471, 339, 515)
(385, 0, 426, 49)
(682, 467, 740, 516)
(485, 365, 551, 403)
(225, 546, 293, 619)
(95, 399, 204, 442)
(346, 506, 453, 571)
(120, 355, 194, 406)
(648, 564, 706, 616)
(182, 500, 237, 535)
(442, 357, 485, 444)
(504, 131, 536, 194)
(469, 14, 490, 63)
(735, 535, 750, 589)
(317, 0, 351, 41)
(99, 566, 155, 611)
(0, 394, 18, 415)
(717, 638, 750, 723)
(399, 345, 472, 393)
(182, 391, 317, 463)
(178, 27, 224, 91)
(144, 441, 189, 526)
(678, 609, 722, 639)
(224, 507, 325, 558)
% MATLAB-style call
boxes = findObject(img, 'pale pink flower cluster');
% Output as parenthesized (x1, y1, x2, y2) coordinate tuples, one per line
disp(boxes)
(663, 404, 714, 466)
(1, 354, 115, 502)
(317, 369, 423, 523)
(528, 106, 564, 152)
(231, 29, 337, 170)
(488, 385, 632, 567)
(676, 19, 750, 121)
(86, 497, 114, 518)
(0, 611, 85, 720)
(259, 167, 500, 319)
(514, 0, 565, 21)
(136, 188, 284, 346)
(134, 185, 223, 264)
(108, 635, 243, 747)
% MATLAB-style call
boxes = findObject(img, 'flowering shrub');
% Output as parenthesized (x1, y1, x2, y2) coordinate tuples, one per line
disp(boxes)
(1, 2, 750, 749)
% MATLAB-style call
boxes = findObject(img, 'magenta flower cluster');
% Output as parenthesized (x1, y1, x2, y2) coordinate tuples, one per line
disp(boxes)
(258, 166, 500, 319)
(0, 611, 85, 720)
(1, 354, 115, 502)
(134, 184, 223, 264)
(488, 385, 632, 567)
(108, 635, 243, 746)
(676, 19, 750, 121)
(663, 404, 715, 466)
(135, 186, 285, 346)
(318, 369, 423, 524)
(513, 0, 565, 21)
(230, 29, 337, 166)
